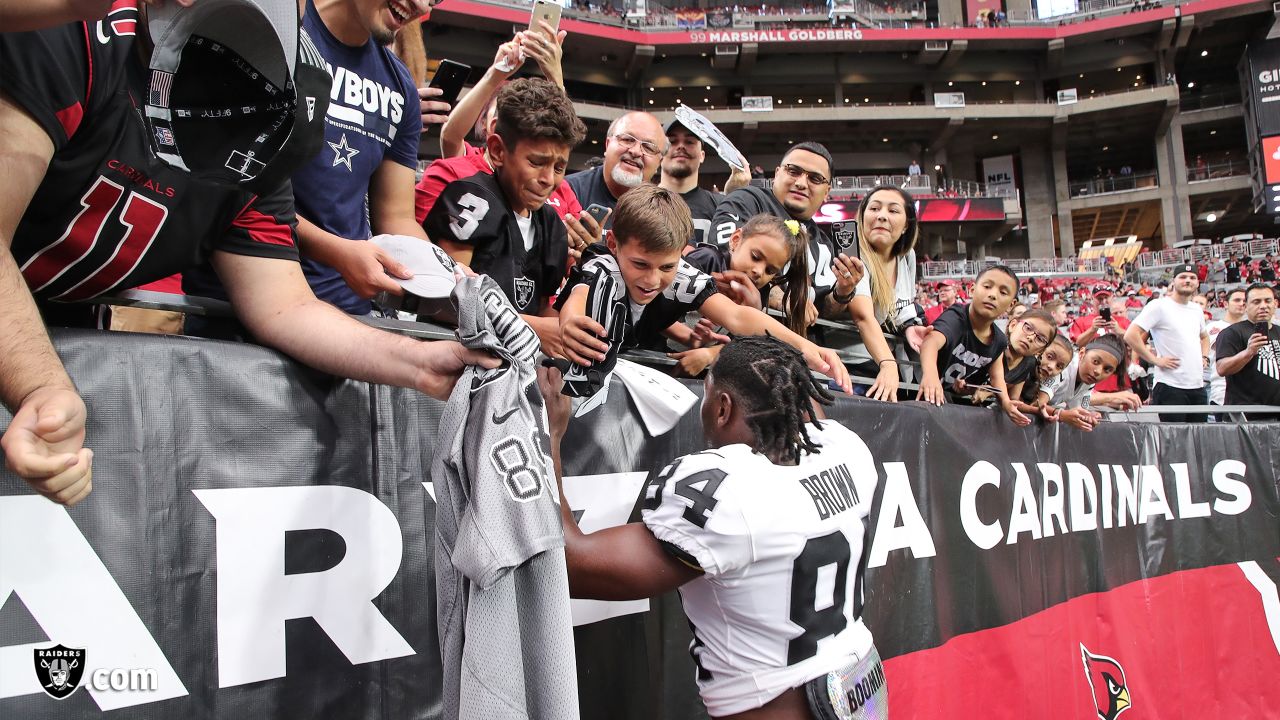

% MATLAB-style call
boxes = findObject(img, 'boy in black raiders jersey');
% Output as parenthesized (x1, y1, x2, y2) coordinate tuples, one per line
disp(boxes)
(916, 265, 1031, 425)
(423, 78, 584, 357)
(0, 2, 498, 506)
(540, 336, 888, 720)
(555, 184, 853, 395)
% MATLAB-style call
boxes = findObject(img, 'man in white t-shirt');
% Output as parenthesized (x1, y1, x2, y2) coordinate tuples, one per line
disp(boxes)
(1205, 288, 1247, 408)
(1124, 263, 1210, 421)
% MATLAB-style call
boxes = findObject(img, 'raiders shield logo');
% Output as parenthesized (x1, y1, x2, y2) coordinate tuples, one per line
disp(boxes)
(514, 277, 536, 310)
(34, 644, 86, 700)
(831, 221, 857, 250)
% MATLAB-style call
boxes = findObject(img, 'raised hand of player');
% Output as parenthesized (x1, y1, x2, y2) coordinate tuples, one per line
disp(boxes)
(333, 241, 414, 298)
(560, 314, 609, 366)
(669, 347, 716, 377)
(412, 341, 501, 401)
(712, 270, 762, 310)
(1, 387, 93, 506)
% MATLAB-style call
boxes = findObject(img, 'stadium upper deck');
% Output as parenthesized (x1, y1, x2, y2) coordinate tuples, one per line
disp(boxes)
(422, 0, 1275, 260)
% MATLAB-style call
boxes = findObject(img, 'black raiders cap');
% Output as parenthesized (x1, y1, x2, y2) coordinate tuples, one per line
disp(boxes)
(145, 0, 329, 193)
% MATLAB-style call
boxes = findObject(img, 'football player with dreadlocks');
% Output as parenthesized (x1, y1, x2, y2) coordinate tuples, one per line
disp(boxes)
(539, 335, 887, 720)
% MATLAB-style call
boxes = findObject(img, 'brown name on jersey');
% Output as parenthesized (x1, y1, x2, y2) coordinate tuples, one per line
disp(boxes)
(799, 463, 860, 521)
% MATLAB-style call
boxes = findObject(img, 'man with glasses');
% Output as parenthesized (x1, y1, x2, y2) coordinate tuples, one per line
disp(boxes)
(565, 111, 666, 226)
(710, 142, 842, 316)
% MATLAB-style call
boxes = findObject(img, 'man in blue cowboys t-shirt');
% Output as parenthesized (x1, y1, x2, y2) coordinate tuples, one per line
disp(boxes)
(294, 0, 441, 315)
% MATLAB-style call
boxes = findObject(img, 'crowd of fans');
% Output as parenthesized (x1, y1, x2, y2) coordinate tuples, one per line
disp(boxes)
(3, 0, 1277, 501)
(1, 5, 1274, 719)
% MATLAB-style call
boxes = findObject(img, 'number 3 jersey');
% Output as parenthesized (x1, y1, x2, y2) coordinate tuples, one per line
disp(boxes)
(422, 171, 568, 314)
(641, 420, 879, 717)
(0, 12, 311, 302)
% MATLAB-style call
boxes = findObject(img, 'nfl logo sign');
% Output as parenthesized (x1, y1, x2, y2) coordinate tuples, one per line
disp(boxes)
(154, 126, 175, 147)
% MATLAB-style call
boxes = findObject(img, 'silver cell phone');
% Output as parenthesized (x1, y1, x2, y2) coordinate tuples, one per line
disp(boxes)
(530, 0, 563, 32)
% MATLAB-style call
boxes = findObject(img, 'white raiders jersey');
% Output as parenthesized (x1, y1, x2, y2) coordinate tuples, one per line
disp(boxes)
(641, 420, 879, 716)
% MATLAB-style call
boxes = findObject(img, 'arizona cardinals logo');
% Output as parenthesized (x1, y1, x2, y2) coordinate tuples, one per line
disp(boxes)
(1081, 643, 1131, 720)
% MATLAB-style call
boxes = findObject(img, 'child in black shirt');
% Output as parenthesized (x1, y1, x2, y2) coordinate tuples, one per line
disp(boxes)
(917, 265, 1030, 425)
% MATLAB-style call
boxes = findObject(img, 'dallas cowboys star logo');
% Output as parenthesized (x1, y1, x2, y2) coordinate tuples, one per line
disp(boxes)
(328, 133, 359, 171)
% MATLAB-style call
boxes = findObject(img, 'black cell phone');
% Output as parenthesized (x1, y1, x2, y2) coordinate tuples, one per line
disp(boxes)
(586, 204, 611, 225)
(1256, 321, 1270, 336)
(427, 59, 471, 112)
(1100, 306, 1112, 322)
(829, 221, 859, 258)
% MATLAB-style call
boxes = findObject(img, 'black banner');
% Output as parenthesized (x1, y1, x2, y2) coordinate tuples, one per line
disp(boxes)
(1, 331, 1277, 718)
(1246, 38, 1280, 137)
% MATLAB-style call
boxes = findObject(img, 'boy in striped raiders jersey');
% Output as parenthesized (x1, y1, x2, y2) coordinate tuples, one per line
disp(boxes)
(554, 184, 853, 397)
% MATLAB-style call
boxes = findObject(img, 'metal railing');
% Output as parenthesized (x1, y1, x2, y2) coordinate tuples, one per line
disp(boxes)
(1186, 159, 1249, 182)
(761, 174, 1013, 198)
(1069, 171, 1159, 197)
(921, 257, 1108, 279)
(1136, 238, 1280, 269)
(1178, 92, 1243, 112)
(1004, 0, 1181, 25)
(88, 293, 1280, 415)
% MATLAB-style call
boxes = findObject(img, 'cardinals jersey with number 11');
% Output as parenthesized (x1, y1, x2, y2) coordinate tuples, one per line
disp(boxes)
(641, 420, 880, 717)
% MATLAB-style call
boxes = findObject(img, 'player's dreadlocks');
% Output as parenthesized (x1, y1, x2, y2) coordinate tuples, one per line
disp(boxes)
(709, 335, 834, 466)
